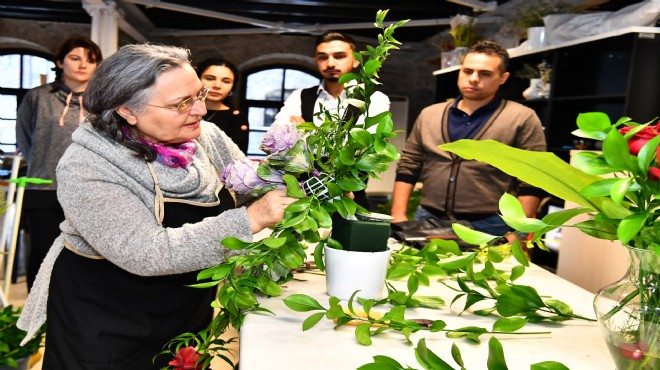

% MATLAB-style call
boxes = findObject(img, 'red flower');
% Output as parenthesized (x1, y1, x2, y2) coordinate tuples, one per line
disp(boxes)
(619, 122, 660, 156)
(168, 346, 207, 370)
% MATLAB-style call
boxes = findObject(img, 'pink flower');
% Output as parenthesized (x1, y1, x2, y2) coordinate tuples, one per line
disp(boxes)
(168, 346, 206, 370)
(260, 123, 301, 155)
(220, 159, 284, 195)
(619, 122, 660, 156)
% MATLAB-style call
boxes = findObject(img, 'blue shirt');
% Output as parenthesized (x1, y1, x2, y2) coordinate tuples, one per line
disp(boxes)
(448, 96, 501, 141)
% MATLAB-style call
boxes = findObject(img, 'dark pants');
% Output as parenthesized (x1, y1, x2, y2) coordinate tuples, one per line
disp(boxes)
(23, 190, 65, 291)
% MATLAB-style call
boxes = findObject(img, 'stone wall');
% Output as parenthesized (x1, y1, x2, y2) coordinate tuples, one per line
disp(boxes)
(0, 17, 445, 132)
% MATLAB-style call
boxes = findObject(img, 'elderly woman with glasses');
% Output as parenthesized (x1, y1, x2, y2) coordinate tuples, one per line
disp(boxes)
(18, 43, 296, 369)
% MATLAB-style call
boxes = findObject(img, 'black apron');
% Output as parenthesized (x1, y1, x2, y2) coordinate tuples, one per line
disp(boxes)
(43, 160, 236, 370)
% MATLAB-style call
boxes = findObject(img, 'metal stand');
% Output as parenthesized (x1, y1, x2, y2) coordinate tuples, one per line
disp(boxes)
(0, 155, 51, 307)
(0, 155, 21, 307)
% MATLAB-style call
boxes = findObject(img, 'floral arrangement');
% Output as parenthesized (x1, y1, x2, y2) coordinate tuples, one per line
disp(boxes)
(160, 10, 407, 369)
(442, 111, 660, 369)
(449, 14, 478, 48)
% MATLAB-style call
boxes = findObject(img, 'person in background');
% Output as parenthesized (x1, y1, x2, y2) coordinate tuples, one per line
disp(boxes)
(196, 57, 250, 154)
(390, 40, 546, 235)
(15, 35, 103, 291)
(273, 31, 390, 209)
(17, 43, 295, 369)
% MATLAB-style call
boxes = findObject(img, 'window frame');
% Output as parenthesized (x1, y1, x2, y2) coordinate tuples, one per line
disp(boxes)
(0, 48, 55, 153)
(240, 64, 320, 158)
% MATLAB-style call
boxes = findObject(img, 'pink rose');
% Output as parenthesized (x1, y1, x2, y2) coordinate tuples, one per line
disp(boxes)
(619, 122, 660, 155)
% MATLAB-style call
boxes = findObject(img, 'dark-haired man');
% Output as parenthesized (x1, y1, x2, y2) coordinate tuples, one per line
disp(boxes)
(391, 40, 546, 235)
(274, 31, 390, 209)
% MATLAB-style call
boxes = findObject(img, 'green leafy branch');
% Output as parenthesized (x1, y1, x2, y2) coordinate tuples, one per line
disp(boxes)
(385, 233, 595, 324)
(283, 292, 550, 346)
(357, 337, 569, 370)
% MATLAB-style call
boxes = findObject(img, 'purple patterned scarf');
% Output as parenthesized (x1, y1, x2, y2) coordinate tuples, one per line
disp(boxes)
(120, 126, 196, 169)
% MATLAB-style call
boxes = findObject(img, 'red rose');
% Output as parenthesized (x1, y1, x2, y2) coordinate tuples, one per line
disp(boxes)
(168, 346, 207, 370)
(619, 122, 660, 156)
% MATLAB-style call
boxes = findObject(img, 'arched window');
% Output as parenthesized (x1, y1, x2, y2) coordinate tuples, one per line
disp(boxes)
(242, 65, 319, 158)
(0, 49, 55, 153)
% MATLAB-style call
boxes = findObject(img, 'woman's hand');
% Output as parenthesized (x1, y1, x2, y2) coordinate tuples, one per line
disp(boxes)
(246, 189, 296, 233)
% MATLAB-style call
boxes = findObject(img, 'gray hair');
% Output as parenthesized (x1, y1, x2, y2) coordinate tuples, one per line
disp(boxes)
(84, 43, 192, 160)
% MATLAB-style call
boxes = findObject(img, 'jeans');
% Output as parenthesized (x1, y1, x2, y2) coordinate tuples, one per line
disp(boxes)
(415, 206, 510, 236)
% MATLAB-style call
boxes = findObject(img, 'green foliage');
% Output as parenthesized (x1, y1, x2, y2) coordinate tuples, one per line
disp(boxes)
(0, 305, 45, 368)
(442, 112, 660, 251)
(357, 337, 570, 370)
(283, 293, 549, 346)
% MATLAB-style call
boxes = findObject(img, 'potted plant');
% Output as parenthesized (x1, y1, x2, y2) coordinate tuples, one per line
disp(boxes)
(0, 305, 45, 370)
(500, 0, 575, 48)
(449, 15, 477, 65)
(442, 112, 660, 369)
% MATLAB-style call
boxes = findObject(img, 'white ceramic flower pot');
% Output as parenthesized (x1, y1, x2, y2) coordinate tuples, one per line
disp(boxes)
(324, 246, 391, 300)
(527, 27, 547, 49)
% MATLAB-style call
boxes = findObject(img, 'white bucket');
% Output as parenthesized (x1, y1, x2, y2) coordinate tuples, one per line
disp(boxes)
(324, 246, 391, 300)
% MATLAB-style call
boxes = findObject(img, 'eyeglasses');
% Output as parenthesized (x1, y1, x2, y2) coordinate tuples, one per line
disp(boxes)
(147, 87, 209, 114)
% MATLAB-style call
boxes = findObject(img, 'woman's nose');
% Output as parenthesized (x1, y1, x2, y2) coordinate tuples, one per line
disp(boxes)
(190, 99, 207, 116)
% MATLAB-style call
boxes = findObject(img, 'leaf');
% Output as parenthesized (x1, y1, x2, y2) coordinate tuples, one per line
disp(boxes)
(602, 128, 637, 172)
(493, 317, 528, 332)
(350, 128, 374, 147)
(499, 193, 526, 218)
(575, 111, 611, 133)
(452, 223, 497, 245)
(415, 338, 455, 370)
(531, 361, 570, 370)
(511, 239, 529, 267)
(282, 174, 305, 198)
(387, 262, 415, 280)
(283, 294, 325, 312)
(302, 312, 326, 331)
(441, 140, 607, 211)
(572, 151, 614, 175)
(617, 212, 648, 245)
(262, 237, 287, 248)
(221, 237, 250, 250)
(355, 324, 373, 346)
(486, 337, 509, 370)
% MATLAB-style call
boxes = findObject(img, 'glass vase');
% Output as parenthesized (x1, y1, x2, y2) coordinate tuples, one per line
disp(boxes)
(593, 245, 660, 369)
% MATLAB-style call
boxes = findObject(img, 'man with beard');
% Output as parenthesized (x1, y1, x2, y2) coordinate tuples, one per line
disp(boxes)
(273, 31, 390, 209)
(390, 40, 546, 236)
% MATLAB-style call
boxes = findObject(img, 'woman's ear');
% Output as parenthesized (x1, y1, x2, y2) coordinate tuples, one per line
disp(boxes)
(116, 107, 137, 125)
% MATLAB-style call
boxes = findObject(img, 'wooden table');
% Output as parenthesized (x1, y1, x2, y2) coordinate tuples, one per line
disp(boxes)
(239, 247, 614, 370)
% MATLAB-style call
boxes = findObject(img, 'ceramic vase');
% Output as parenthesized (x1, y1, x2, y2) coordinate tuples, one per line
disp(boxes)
(324, 246, 391, 300)
(527, 26, 547, 49)
(593, 245, 660, 369)
(450, 47, 469, 66)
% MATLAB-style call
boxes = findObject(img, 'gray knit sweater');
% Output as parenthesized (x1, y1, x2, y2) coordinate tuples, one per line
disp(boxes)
(18, 120, 253, 343)
(16, 83, 84, 190)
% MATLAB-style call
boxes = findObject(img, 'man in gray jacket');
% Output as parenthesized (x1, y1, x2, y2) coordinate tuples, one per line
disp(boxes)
(390, 40, 546, 235)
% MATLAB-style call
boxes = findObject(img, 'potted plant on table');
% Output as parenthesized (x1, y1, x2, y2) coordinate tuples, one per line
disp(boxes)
(0, 305, 45, 370)
(499, 0, 575, 48)
(442, 111, 660, 369)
